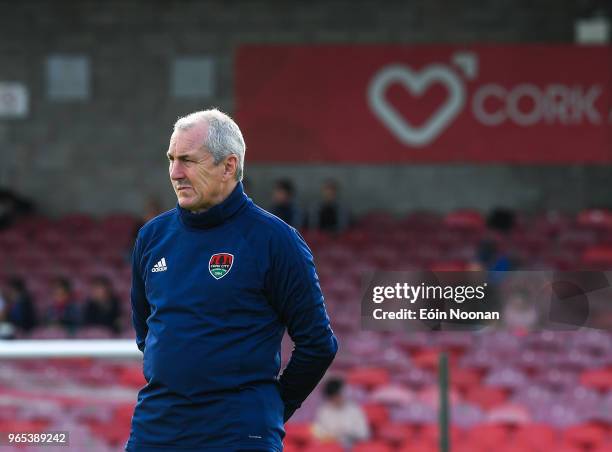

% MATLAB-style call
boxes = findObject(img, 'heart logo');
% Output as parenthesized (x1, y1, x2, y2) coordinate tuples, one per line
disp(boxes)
(368, 64, 466, 147)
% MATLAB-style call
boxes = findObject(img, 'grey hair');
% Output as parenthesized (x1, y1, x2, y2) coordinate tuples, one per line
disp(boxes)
(173, 109, 246, 181)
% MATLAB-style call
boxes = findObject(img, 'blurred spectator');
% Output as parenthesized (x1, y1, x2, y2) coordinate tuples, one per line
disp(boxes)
(0, 187, 35, 230)
(133, 196, 163, 238)
(83, 276, 121, 334)
(142, 196, 162, 223)
(130, 196, 163, 258)
(503, 289, 539, 332)
(270, 179, 302, 227)
(472, 208, 517, 273)
(3, 277, 37, 332)
(309, 179, 350, 233)
(46, 277, 80, 334)
(473, 236, 517, 313)
(486, 207, 516, 234)
(312, 377, 370, 447)
(477, 237, 515, 272)
(0, 289, 16, 338)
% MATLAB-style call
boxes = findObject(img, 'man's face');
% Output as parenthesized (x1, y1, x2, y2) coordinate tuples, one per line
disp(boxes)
(167, 125, 226, 212)
(329, 394, 344, 407)
(90, 283, 108, 301)
(272, 187, 289, 204)
(52, 285, 69, 303)
(322, 184, 337, 202)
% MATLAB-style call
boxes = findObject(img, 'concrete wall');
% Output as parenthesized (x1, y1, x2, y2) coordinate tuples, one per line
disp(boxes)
(0, 0, 609, 216)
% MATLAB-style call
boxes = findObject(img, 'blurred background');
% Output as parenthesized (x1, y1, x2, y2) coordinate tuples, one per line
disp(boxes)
(1, 1, 612, 451)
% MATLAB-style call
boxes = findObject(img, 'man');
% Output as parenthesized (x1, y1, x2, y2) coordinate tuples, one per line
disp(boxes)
(270, 179, 302, 228)
(127, 109, 338, 452)
(82, 276, 121, 334)
(309, 179, 349, 233)
(4, 277, 37, 333)
(312, 377, 370, 447)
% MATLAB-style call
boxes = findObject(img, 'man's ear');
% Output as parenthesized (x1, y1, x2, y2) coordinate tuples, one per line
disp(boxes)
(223, 155, 238, 181)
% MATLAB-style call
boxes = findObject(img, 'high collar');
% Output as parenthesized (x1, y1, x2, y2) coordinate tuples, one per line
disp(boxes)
(177, 182, 249, 230)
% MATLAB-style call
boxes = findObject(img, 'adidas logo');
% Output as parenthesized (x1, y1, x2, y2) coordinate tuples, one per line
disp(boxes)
(151, 258, 168, 273)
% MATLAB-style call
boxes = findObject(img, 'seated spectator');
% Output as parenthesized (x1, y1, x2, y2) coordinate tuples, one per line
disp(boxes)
(132, 196, 163, 239)
(4, 277, 37, 332)
(309, 179, 350, 233)
(486, 207, 516, 234)
(129, 196, 163, 259)
(503, 289, 539, 332)
(0, 289, 16, 339)
(312, 377, 370, 447)
(46, 277, 81, 335)
(477, 238, 515, 272)
(0, 187, 35, 230)
(270, 179, 302, 227)
(83, 276, 121, 334)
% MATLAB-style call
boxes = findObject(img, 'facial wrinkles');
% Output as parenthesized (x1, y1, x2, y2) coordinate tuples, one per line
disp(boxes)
(167, 123, 230, 212)
(169, 127, 209, 188)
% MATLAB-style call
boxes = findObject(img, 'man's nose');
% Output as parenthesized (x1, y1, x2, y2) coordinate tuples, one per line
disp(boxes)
(170, 161, 184, 180)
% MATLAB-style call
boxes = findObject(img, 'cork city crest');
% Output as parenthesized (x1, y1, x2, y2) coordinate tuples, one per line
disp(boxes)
(209, 253, 234, 280)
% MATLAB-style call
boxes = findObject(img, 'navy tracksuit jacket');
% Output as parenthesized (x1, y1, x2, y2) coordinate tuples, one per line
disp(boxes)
(126, 182, 338, 452)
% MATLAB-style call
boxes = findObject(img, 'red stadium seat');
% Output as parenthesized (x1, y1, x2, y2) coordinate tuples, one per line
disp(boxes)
(563, 423, 607, 449)
(360, 246, 401, 269)
(466, 423, 510, 450)
(118, 366, 146, 388)
(281, 441, 301, 452)
(555, 443, 591, 452)
(358, 211, 398, 230)
(593, 444, 612, 452)
(429, 260, 471, 271)
(90, 420, 130, 447)
(300, 229, 332, 249)
(450, 367, 482, 392)
(12, 215, 53, 235)
(420, 424, 463, 445)
(397, 440, 437, 452)
(582, 245, 612, 269)
(361, 403, 390, 430)
(580, 368, 612, 391)
(376, 422, 413, 445)
(577, 209, 612, 230)
(57, 213, 97, 233)
(0, 420, 51, 432)
(302, 442, 344, 452)
(465, 386, 508, 410)
(411, 349, 442, 371)
(399, 211, 442, 231)
(347, 367, 390, 390)
(443, 210, 485, 231)
(339, 228, 369, 247)
(486, 403, 530, 425)
(114, 403, 135, 424)
(512, 423, 557, 451)
(515, 423, 557, 442)
(352, 440, 393, 452)
(284, 422, 314, 446)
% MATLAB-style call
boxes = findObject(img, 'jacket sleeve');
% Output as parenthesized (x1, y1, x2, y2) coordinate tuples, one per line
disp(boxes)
(131, 235, 150, 353)
(265, 227, 339, 422)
